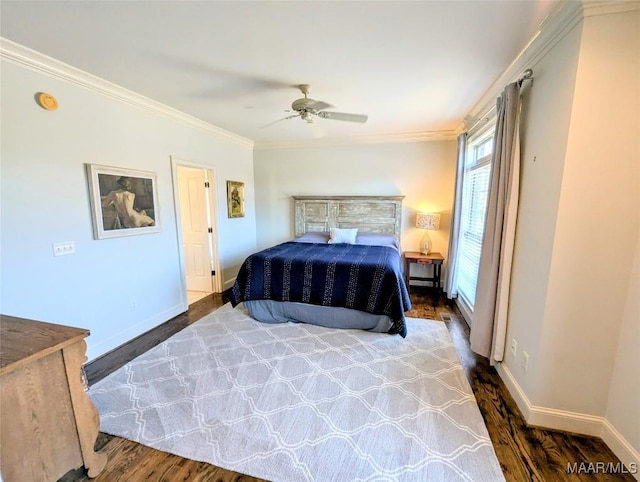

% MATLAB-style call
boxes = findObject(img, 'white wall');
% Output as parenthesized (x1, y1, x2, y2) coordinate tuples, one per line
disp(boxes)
(253, 141, 457, 277)
(0, 59, 257, 360)
(606, 230, 640, 461)
(495, 6, 639, 468)
(504, 19, 583, 401)
(536, 8, 639, 415)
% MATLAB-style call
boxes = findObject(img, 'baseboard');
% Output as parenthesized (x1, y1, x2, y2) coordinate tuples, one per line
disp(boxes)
(496, 362, 604, 435)
(86, 303, 186, 361)
(495, 362, 530, 415)
(224, 277, 236, 291)
(454, 298, 473, 326)
(527, 405, 604, 437)
(601, 419, 640, 481)
(496, 362, 638, 477)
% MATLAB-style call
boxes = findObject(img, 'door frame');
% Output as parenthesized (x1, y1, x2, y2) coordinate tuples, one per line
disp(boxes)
(170, 156, 223, 308)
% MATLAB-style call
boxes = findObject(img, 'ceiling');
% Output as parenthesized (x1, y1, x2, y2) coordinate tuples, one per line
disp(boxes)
(0, 1, 560, 145)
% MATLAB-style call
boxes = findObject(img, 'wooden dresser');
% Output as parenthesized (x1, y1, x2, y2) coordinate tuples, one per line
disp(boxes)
(0, 315, 107, 481)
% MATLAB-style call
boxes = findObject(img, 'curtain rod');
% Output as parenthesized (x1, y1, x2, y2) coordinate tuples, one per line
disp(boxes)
(466, 69, 534, 134)
(518, 69, 534, 86)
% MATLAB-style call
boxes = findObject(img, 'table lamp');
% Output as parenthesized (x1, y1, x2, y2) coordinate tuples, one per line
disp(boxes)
(416, 212, 441, 255)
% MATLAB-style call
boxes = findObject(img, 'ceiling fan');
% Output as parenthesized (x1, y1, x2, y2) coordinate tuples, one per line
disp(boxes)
(267, 84, 368, 126)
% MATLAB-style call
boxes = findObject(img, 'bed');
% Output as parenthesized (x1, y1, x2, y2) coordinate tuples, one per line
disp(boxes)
(230, 196, 411, 336)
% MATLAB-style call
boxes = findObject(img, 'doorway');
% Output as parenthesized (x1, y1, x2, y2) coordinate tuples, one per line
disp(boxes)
(173, 161, 222, 305)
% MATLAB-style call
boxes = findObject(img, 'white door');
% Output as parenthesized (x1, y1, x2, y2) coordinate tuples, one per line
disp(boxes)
(177, 166, 214, 293)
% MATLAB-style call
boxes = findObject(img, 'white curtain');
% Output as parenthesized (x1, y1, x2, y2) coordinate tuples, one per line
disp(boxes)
(444, 132, 467, 299)
(470, 82, 521, 364)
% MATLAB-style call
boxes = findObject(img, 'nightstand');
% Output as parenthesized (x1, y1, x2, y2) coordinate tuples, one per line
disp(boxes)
(403, 251, 445, 295)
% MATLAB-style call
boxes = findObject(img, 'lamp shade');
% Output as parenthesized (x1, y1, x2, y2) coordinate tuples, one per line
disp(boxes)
(416, 212, 441, 230)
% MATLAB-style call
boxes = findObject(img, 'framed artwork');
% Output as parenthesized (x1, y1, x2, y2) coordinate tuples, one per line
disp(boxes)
(227, 180, 245, 218)
(86, 164, 161, 239)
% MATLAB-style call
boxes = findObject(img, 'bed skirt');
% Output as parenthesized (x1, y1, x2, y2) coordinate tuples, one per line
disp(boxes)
(244, 300, 394, 333)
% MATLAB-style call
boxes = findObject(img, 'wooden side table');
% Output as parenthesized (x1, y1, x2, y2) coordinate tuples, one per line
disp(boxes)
(403, 251, 445, 295)
(0, 315, 107, 481)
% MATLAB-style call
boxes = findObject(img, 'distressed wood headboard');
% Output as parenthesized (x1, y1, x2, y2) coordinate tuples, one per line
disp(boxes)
(293, 195, 404, 238)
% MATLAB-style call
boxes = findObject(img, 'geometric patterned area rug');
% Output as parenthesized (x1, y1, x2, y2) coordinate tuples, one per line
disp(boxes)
(89, 303, 504, 482)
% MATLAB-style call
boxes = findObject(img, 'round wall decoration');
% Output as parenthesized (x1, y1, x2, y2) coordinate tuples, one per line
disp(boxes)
(36, 92, 59, 110)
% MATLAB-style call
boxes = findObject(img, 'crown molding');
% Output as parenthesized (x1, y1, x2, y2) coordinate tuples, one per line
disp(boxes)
(254, 129, 457, 150)
(460, 1, 584, 132)
(583, 0, 640, 17)
(461, 0, 640, 133)
(0, 37, 455, 150)
(0, 38, 254, 148)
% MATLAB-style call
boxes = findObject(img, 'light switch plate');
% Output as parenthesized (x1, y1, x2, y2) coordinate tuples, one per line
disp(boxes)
(53, 241, 75, 256)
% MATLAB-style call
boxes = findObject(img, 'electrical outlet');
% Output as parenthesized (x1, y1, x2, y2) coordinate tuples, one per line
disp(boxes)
(522, 351, 529, 371)
(53, 241, 75, 256)
(130, 299, 138, 311)
(510, 339, 517, 357)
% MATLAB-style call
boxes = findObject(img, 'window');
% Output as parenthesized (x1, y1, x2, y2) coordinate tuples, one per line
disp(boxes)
(455, 127, 494, 318)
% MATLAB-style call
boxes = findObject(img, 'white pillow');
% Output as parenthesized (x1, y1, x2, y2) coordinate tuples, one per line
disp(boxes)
(328, 227, 358, 244)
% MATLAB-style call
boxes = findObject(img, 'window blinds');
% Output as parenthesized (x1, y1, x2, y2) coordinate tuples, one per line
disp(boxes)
(456, 143, 492, 310)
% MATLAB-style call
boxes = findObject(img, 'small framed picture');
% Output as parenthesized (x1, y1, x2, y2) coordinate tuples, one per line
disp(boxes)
(227, 180, 245, 218)
(86, 164, 160, 239)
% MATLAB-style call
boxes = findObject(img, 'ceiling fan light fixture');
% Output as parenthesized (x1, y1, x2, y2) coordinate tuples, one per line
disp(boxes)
(264, 84, 368, 128)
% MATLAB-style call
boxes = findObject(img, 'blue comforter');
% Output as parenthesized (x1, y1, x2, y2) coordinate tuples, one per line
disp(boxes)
(230, 242, 411, 336)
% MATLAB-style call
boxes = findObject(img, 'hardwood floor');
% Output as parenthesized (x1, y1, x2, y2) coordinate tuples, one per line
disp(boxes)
(64, 289, 634, 482)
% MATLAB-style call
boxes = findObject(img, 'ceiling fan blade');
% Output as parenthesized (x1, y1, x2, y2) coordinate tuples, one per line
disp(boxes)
(317, 111, 368, 123)
(308, 100, 333, 111)
(260, 113, 301, 128)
